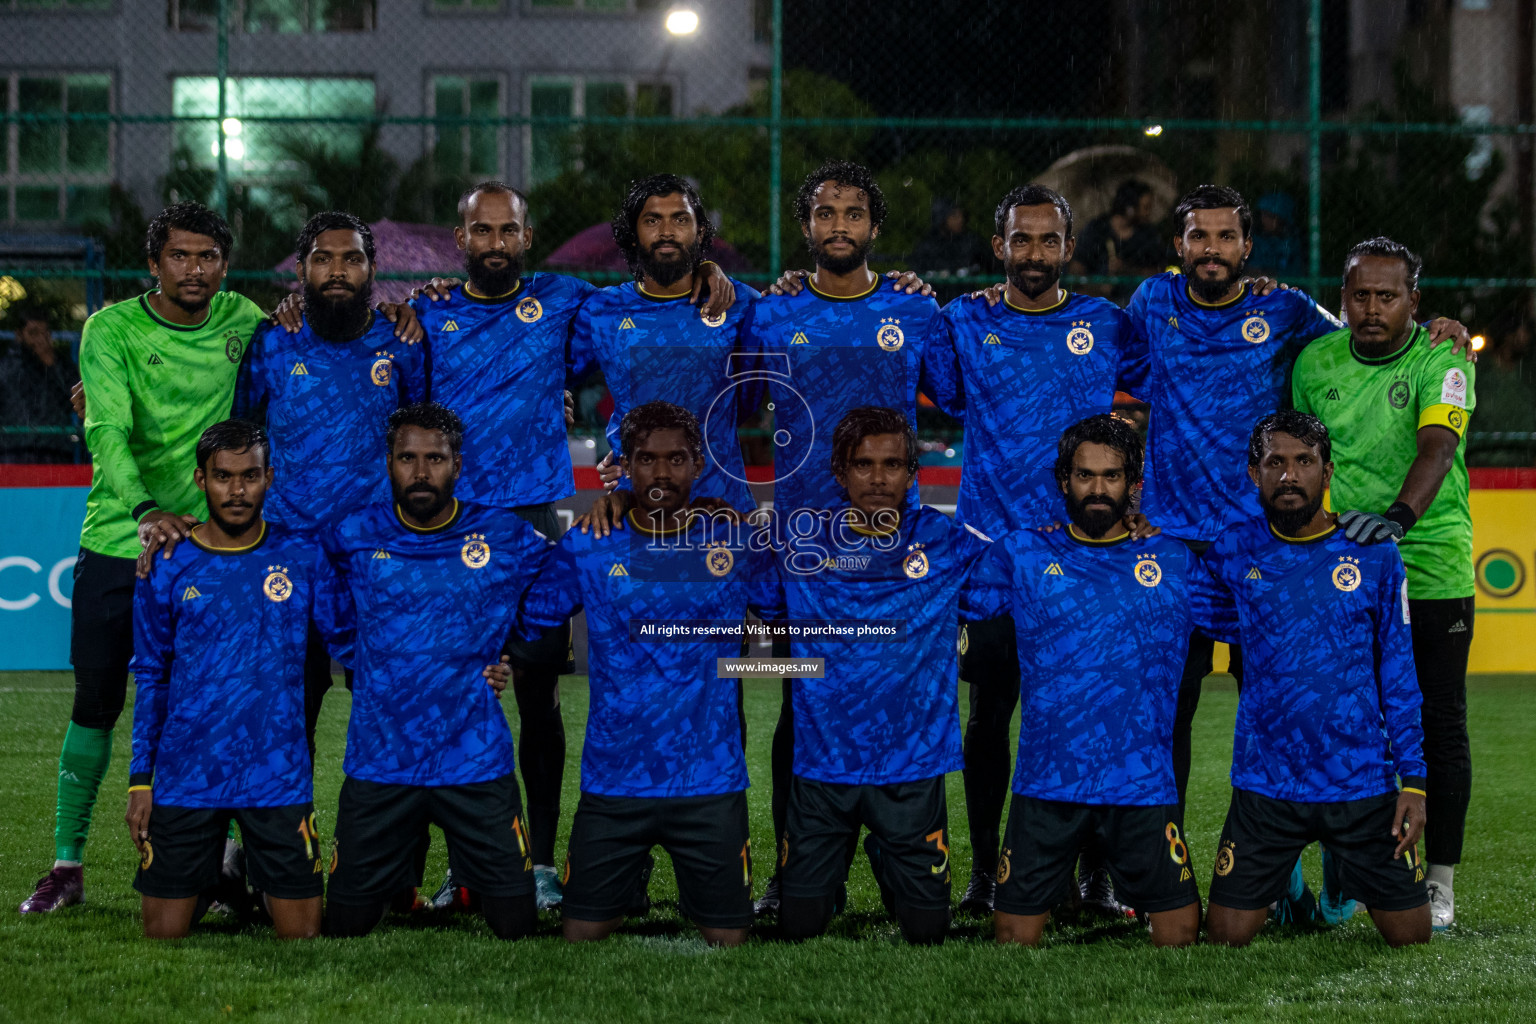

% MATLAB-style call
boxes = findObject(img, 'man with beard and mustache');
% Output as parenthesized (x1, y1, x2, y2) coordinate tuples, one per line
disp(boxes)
(22, 203, 274, 916)
(225, 211, 428, 750)
(734, 161, 956, 918)
(962, 414, 1199, 948)
(570, 174, 760, 515)
(924, 185, 1149, 917)
(410, 181, 734, 911)
(1293, 239, 1476, 931)
(125, 420, 341, 940)
(319, 402, 553, 940)
(1192, 411, 1431, 949)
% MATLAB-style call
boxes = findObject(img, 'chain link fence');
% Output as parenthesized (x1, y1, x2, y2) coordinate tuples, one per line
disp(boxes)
(1, 0, 1533, 465)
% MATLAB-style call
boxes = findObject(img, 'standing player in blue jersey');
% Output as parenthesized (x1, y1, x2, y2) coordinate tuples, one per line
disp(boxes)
(320, 403, 554, 940)
(572, 174, 759, 513)
(737, 162, 958, 916)
(518, 402, 765, 946)
(229, 212, 427, 749)
(410, 181, 734, 908)
(761, 407, 990, 945)
(1193, 412, 1430, 948)
(930, 185, 1148, 917)
(963, 415, 1199, 947)
(127, 420, 338, 940)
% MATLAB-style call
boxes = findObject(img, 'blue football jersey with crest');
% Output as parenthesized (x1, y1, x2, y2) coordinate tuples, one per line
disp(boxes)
(758, 505, 990, 785)
(235, 314, 428, 532)
(738, 282, 954, 514)
(130, 524, 335, 808)
(411, 274, 595, 507)
(322, 500, 553, 787)
(568, 280, 760, 511)
(964, 528, 1192, 805)
(518, 511, 769, 798)
(1190, 518, 1427, 802)
(930, 292, 1144, 535)
(1124, 274, 1341, 541)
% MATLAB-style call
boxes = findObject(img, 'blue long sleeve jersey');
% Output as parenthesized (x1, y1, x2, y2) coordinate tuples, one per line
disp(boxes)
(518, 511, 769, 798)
(322, 500, 553, 787)
(129, 524, 341, 807)
(1189, 518, 1428, 802)
(234, 314, 428, 532)
(929, 292, 1144, 535)
(757, 505, 990, 785)
(963, 527, 1193, 806)
(1124, 274, 1341, 541)
(568, 280, 761, 511)
(411, 275, 595, 508)
(737, 281, 954, 514)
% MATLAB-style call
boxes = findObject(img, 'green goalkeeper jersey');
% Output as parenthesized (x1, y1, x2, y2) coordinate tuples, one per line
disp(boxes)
(1293, 325, 1475, 599)
(78, 291, 265, 559)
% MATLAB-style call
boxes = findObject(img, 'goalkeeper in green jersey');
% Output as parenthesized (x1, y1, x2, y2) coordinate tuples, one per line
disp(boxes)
(1292, 237, 1476, 931)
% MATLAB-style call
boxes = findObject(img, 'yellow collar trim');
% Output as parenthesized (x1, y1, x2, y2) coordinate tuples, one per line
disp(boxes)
(843, 510, 900, 536)
(397, 499, 459, 533)
(808, 276, 879, 302)
(464, 280, 523, 301)
(1004, 290, 1069, 315)
(1066, 524, 1129, 545)
(1186, 281, 1248, 309)
(1270, 521, 1337, 543)
(637, 284, 692, 300)
(190, 521, 267, 554)
(626, 508, 694, 536)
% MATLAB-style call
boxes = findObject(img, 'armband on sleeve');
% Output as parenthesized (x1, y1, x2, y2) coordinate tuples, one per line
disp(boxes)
(1417, 403, 1467, 437)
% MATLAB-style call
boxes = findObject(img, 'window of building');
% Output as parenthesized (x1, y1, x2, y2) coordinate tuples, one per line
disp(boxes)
(1, 73, 112, 225)
(429, 75, 504, 178)
(171, 76, 376, 186)
(526, 76, 672, 184)
(169, 0, 375, 32)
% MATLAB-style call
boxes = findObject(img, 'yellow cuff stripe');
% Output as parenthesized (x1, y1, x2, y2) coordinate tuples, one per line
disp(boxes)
(1401, 787, 1427, 796)
(1418, 403, 1467, 437)
(127, 785, 152, 793)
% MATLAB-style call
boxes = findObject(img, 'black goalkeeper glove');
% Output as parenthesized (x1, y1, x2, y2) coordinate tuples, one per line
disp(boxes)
(1337, 503, 1417, 545)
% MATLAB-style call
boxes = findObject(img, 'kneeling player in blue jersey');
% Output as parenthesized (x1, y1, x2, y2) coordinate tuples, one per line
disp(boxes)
(964, 414, 1200, 947)
(320, 402, 554, 940)
(762, 407, 990, 945)
(1194, 412, 1431, 948)
(518, 402, 765, 946)
(126, 420, 336, 939)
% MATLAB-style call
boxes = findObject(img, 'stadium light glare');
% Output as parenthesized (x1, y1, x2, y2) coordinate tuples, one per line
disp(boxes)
(1471, 334, 1486, 351)
(221, 117, 243, 137)
(1143, 124, 1164, 137)
(666, 8, 700, 35)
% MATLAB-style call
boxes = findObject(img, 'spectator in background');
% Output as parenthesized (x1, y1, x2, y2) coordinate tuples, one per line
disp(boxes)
(1467, 310, 1536, 467)
(1070, 179, 1166, 303)
(911, 201, 995, 280)
(0, 307, 79, 463)
(1247, 192, 1303, 278)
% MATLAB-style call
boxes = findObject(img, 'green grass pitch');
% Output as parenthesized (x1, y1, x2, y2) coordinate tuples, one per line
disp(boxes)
(1, 672, 1533, 1023)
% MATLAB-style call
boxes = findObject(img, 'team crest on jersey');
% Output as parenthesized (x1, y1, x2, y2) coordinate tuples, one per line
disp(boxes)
(1332, 556, 1362, 592)
(876, 318, 905, 352)
(1065, 321, 1094, 355)
(982, 332, 1001, 346)
(903, 544, 929, 580)
(1134, 555, 1162, 587)
(1241, 314, 1270, 344)
(263, 566, 293, 603)
(516, 296, 543, 323)
(181, 585, 203, 602)
(1388, 379, 1411, 409)
(702, 310, 727, 328)
(290, 362, 309, 376)
(461, 533, 491, 570)
(1215, 840, 1235, 877)
(370, 353, 393, 387)
(225, 334, 244, 363)
(706, 543, 735, 577)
